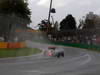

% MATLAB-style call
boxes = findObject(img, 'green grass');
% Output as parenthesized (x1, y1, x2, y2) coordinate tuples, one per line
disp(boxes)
(54, 42, 100, 52)
(0, 48, 42, 58)
(32, 40, 100, 52)
(51, 42, 100, 51)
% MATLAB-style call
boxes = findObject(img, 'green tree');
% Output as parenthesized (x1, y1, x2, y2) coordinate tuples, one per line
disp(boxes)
(59, 14, 77, 43)
(38, 20, 48, 31)
(81, 12, 96, 30)
(38, 19, 52, 32)
(53, 21, 59, 31)
(0, 0, 31, 42)
(0, 0, 31, 23)
(83, 18, 95, 30)
(60, 14, 77, 31)
(78, 12, 98, 45)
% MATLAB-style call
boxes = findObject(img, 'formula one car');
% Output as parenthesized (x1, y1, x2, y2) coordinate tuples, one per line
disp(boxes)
(47, 46, 64, 58)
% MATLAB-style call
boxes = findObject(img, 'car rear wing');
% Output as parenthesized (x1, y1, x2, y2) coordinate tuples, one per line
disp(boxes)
(48, 46, 56, 50)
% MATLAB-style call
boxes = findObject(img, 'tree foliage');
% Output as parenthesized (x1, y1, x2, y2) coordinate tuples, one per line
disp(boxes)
(78, 12, 100, 45)
(0, 0, 31, 41)
(38, 20, 48, 31)
(80, 12, 98, 30)
(82, 18, 95, 30)
(60, 14, 77, 31)
(0, 0, 31, 24)
(38, 19, 52, 32)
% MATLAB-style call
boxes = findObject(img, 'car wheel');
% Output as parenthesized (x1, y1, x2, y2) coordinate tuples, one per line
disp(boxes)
(61, 52, 64, 57)
(57, 53, 60, 58)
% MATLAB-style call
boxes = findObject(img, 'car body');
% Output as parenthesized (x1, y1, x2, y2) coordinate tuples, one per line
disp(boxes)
(47, 46, 64, 58)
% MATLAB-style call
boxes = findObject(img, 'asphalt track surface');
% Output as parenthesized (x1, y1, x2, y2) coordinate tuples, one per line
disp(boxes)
(0, 41, 100, 75)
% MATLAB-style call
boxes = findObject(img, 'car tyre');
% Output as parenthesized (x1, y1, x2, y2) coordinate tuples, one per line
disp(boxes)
(57, 53, 60, 58)
(61, 52, 64, 57)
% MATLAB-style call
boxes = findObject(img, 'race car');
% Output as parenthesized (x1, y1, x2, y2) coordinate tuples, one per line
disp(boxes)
(47, 46, 64, 58)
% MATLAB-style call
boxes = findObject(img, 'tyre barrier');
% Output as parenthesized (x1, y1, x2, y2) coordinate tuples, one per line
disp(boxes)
(0, 42, 26, 49)
(0, 42, 8, 48)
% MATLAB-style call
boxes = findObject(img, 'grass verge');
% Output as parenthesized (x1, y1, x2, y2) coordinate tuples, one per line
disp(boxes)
(0, 48, 42, 58)
(32, 40, 100, 52)
(53, 42, 100, 52)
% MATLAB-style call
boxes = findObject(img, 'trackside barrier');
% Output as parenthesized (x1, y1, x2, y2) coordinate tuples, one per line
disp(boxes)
(0, 42, 26, 49)
(7, 43, 20, 48)
(20, 42, 26, 48)
(0, 42, 8, 48)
